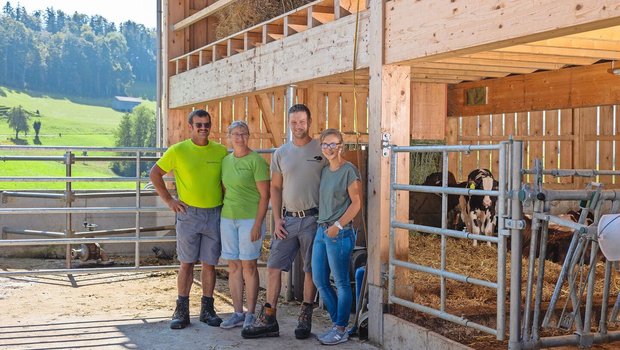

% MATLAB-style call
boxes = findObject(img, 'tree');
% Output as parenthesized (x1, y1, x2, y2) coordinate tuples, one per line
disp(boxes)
(33, 120, 41, 137)
(110, 105, 156, 176)
(6, 106, 29, 139)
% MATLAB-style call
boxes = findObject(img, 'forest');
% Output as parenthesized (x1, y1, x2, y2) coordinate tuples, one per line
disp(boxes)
(0, 2, 156, 99)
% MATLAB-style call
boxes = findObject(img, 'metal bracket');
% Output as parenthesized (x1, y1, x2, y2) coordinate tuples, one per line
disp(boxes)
(381, 133, 391, 158)
(380, 262, 389, 287)
(505, 219, 526, 230)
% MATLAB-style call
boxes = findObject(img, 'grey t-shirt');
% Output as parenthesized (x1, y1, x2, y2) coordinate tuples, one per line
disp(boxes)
(271, 139, 327, 212)
(318, 162, 361, 223)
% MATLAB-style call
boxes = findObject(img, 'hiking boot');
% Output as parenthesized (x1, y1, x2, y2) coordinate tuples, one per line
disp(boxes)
(294, 302, 313, 339)
(319, 327, 349, 345)
(220, 312, 245, 329)
(199, 296, 222, 327)
(243, 313, 255, 329)
(241, 304, 279, 338)
(170, 298, 190, 329)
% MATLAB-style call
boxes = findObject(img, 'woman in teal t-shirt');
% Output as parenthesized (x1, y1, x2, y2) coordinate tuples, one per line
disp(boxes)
(220, 120, 271, 331)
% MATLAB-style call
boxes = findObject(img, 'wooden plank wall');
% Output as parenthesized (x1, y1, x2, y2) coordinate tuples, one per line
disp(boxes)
(166, 85, 371, 162)
(447, 105, 619, 189)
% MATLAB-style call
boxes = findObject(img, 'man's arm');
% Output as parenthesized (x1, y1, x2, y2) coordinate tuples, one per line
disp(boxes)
(270, 172, 288, 239)
(150, 164, 187, 213)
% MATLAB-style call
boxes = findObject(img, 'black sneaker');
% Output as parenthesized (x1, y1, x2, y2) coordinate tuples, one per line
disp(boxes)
(199, 296, 222, 327)
(170, 298, 190, 329)
(241, 304, 279, 339)
(294, 302, 313, 339)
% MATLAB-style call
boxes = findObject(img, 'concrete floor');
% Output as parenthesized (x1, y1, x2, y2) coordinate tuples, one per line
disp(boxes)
(0, 261, 378, 350)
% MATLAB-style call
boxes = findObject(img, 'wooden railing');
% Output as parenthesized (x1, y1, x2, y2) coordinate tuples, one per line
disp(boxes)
(169, 0, 366, 76)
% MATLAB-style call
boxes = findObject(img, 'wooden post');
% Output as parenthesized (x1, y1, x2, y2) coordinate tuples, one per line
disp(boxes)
(367, 0, 410, 345)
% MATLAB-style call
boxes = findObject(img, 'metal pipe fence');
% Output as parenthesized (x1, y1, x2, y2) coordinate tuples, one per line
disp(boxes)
(388, 141, 514, 341)
(0, 145, 276, 278)
(513, 162, 620, 350)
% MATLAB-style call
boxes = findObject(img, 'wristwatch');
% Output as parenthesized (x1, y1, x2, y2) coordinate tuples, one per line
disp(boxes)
(333, 221, 343, 230)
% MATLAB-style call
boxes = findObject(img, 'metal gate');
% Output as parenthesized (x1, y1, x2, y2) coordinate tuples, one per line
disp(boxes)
(387, 141, 517, 340)
(388, 139, 620, 349)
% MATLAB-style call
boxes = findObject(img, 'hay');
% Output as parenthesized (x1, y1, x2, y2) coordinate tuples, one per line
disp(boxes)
(403, 233, 620, 315)
(215, 0, 313, 39)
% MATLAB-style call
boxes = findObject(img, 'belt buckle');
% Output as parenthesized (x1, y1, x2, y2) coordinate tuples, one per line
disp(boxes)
(297, 210, 306, 218)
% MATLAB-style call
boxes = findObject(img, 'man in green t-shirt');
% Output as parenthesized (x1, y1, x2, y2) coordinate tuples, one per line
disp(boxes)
(150, 109, 228, 330)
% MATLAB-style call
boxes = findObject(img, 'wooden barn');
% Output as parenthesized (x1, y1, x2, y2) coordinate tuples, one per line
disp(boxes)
(162, 0, 620, 348)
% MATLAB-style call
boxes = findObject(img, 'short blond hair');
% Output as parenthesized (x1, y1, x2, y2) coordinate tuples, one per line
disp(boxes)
(228, 120, 250, 135)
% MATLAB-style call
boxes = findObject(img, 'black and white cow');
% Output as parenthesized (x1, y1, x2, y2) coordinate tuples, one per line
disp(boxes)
(457, 168, 498, 247)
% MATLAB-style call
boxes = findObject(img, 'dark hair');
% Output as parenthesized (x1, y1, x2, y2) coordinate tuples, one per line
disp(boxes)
(188, 109, 211, 124)
(288, 103, 311, 121)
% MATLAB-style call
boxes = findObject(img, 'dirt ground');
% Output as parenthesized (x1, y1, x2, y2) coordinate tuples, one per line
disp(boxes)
(0, 258, 377, 350)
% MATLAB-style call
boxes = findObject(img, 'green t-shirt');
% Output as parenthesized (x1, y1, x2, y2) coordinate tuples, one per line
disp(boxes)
(221, 151, 270, 219)
(156, 139, 228, 208)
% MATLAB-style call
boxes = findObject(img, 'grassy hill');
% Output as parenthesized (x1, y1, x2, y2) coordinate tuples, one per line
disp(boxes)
(0, 86, 156, 190)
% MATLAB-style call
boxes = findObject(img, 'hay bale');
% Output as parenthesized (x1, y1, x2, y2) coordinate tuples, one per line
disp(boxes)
(215, 0, 313, 39)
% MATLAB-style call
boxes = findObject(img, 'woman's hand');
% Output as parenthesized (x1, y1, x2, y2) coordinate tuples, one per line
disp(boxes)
(250, 224, 262, 242)
(326, 224, 339, 238)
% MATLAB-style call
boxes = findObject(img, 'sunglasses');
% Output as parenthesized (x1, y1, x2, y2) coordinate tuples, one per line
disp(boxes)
(193, 122, 211, 129)
(320, 142, 341, 150)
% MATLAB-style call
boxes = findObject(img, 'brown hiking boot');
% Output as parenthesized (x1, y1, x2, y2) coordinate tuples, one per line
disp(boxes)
(241, 304, 279, 338)
(294, 302, 313, 339)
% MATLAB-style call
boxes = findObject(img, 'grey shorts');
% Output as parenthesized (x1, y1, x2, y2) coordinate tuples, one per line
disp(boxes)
(175, 205, 222, 265)
(267, 215, 317, 273)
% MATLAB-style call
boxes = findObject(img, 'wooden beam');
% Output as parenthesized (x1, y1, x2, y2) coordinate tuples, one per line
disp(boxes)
(413, 61, 541, 74)
(496, 44, 620, 60)
(411, 73, 484, 82)
(173, 0, 236, 32)
(465, 51, 599, 66)
(411, 67, 514, 78)
(169, 12, 370, 107)
(255, 94, 283, 147)
(528, 36, 620, 51)
(437, 57, 567, 71)
(367, 0, 410, 344)
(448, 63, 620, 117)
(386, 0, 620, 65)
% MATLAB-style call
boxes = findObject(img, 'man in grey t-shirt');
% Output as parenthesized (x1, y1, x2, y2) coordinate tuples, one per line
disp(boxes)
(242, 104, 326, 340)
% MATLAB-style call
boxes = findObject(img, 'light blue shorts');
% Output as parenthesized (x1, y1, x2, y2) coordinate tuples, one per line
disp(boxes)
(220, 218, 266, 261)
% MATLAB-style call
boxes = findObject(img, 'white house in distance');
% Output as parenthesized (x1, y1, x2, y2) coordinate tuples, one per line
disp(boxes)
(112, 96, 143, 112)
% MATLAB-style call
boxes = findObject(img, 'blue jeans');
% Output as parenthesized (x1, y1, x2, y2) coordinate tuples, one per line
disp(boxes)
(311, 224, 355, 327)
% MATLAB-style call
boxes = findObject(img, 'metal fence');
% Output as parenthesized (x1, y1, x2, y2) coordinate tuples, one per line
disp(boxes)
(0, 145, 275, 277)
(388, 140, 620, 349)
(513, 161, 620, 349)
(388, 141, 515, 340)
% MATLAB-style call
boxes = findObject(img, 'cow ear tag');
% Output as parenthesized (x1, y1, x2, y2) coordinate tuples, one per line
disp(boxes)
(469, 183, 476, 189)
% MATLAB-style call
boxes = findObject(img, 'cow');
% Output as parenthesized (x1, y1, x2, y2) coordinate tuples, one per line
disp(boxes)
(457, 168, 498, 247)
(521, 210, 596, 263)
(409, 171, 464, 228)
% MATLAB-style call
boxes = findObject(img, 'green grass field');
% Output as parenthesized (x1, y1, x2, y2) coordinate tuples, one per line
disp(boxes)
(0, 86, 156, 190)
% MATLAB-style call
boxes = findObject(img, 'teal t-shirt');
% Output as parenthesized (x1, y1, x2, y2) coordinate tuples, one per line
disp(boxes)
(318, 162, 360, 223)
(156, 139, 228, 208)
(221, 151, 270, 219)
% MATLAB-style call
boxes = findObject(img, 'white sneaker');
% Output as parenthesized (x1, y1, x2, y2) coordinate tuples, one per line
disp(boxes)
(220, 312, 245, 329)
(319, 328, 349, 345)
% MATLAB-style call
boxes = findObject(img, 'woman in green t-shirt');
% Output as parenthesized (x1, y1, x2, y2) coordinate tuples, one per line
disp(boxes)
(219, 121, 271, 331)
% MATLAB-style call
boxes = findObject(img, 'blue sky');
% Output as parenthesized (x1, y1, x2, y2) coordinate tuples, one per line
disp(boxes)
(12, 0, 156, 28)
